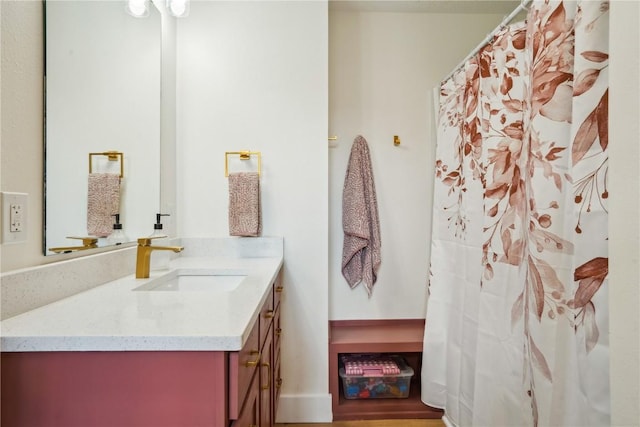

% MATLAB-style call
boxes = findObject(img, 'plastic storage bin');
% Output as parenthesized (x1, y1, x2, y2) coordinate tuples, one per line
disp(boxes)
(339, 354, 414, 399)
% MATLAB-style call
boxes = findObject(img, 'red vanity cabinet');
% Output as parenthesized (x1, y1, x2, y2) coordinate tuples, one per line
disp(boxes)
(1, 271, 283, 427)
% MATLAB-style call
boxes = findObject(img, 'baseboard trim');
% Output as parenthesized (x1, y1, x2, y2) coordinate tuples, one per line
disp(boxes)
(275, 393, 333, 423)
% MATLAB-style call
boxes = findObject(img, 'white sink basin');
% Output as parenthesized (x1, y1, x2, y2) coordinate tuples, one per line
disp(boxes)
(133, 269, 247, 292)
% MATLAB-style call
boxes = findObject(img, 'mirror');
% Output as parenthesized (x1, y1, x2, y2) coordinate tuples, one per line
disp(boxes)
(44, 0, 161, 255)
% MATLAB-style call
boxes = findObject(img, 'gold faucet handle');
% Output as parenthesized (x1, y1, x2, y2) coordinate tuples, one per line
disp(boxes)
(67, 236, 99, 247)
(137, 235, 168, 246)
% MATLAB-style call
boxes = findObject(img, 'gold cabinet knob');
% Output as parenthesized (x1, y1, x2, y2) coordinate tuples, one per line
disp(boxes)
(244, 350, 260, 367)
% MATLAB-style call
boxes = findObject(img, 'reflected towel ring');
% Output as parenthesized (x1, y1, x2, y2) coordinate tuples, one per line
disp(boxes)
(89, 151, 124, 178)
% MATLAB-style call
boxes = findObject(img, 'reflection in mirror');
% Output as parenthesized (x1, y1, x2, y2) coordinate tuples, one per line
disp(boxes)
(44, 0, 162, 255)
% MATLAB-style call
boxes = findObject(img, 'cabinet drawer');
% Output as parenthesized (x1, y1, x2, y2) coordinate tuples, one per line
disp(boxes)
(259, 284, 275, 345)
(274, 274, 283, 310)
(229, 318, 260, 419)
(273, 306, 282, 362)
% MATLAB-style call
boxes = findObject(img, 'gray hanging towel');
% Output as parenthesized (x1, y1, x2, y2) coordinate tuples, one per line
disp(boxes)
(341, 135, 381, 297)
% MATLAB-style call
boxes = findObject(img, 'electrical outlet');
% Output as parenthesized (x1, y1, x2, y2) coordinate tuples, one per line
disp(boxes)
(10, 203, 24, 232)
(2, 192, 28, 244)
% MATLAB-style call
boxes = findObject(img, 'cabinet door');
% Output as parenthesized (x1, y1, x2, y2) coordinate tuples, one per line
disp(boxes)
(273, 353, 282, 419)
(229, 319, 261, 419)
(260, 322, 274, 427)
(273, 306, 282, 420)
(232, 372, 260, 427)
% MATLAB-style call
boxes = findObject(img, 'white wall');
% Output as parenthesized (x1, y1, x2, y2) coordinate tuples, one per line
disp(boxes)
(1, 0, 46, 271)
(175, 1, 330, 421)
(328, 11, 508, 320)
(609, 1, 640, 425)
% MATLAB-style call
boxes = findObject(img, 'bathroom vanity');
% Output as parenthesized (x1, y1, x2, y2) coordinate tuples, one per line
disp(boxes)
(1, 240, 283, 427)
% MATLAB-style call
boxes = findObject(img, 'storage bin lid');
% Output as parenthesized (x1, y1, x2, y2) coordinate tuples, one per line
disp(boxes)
(339, 354, 414, 379)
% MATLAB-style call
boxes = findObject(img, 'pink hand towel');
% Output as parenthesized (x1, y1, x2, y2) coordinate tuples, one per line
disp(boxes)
(228, 172, 262, 237)
(87, 173, 121, 237)
(342, 135, 381, 297)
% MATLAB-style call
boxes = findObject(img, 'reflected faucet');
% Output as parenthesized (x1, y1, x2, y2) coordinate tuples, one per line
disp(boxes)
(49, 237, 99, 254)
(135, 236, 184, 278)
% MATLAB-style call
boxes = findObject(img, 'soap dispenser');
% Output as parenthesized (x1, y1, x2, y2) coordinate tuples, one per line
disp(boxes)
(149, 213, 171, 271)
(107, 213, 128, 246)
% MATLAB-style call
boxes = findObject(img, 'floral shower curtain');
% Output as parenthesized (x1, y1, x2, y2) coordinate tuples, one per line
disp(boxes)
(421, 1, 609, 426)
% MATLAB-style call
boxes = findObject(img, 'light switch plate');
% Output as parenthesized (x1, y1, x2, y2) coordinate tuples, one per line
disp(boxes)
(2, 192, 28, 244)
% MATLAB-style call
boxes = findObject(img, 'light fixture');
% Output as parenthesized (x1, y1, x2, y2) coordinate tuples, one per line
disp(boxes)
(167, 0, 189, 17)
(126, 0, 149, 18)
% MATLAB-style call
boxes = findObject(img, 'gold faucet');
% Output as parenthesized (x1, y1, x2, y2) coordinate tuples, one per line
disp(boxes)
(135, 236, 184, 278)
(49, 237, 99, 254)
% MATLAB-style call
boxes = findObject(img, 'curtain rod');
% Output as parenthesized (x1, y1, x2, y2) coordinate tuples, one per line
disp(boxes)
(441, 0, 533, 83)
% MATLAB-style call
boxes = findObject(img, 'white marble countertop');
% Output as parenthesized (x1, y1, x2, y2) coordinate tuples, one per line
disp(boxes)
(1, 254, 283, 352)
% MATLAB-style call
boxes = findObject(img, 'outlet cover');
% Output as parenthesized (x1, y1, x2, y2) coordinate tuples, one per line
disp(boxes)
(2, 192, 28, 244)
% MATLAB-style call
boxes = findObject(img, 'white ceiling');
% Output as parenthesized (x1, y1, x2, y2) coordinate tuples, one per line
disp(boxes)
(329, 0, 522, 14)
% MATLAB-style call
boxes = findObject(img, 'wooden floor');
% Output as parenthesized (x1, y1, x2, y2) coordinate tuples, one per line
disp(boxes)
(276, 419, 445, 427)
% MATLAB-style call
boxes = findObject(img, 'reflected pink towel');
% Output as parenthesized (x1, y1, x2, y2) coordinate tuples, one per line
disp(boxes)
(228, 172, 262, 237)
(341, 135, 381, 297)
(87, 173, 121, 237)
